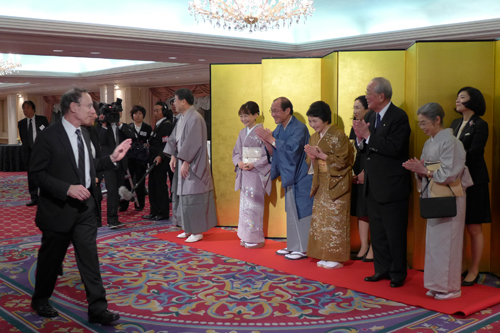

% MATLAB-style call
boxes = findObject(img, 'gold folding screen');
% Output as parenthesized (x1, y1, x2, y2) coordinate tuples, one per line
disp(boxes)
(211, 41, 498, 274)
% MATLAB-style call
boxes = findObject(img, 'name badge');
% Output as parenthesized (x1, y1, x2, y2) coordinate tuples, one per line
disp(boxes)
(39, 125, 45, 130)
(162, 136, 169, 143)
(140, 131, 147, 136)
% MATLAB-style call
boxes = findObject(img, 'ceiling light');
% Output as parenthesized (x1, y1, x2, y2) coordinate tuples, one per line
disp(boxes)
(114, 85, 119, 89)
(53, 50, 63, 52)
(198, 59, 206, 61)
(0, 54, 22, 76)
(169, 57, 177, 60)
(90, 52, 101, 55)
(188, 0, 315, 33)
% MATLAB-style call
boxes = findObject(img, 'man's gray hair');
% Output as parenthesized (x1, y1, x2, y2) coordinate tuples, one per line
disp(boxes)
(372, 77, 393, 100)
(417, 102, 445, 124)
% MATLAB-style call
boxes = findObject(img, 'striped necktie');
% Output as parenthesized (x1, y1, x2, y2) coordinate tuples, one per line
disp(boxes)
(75, 129, 86, 186)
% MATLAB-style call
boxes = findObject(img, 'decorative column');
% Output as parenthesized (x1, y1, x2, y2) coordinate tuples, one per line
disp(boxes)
(99, 84, 115, 104)
(6, 94, 18, 144)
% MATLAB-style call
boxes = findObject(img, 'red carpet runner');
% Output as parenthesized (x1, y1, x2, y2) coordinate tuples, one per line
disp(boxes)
(154, 227, 500, 316)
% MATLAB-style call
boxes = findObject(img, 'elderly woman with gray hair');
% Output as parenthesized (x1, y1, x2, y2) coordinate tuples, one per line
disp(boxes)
(403, 102, 473, 300)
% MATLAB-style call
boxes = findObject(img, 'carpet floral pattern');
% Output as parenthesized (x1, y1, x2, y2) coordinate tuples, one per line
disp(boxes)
(1, 172, 500, 332)
(1, 224, 436, 332)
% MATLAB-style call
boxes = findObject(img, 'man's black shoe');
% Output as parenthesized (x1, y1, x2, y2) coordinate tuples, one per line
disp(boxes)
(88, 310, 120, 325)
(364, 272, 390, 282)
(153, 215, 168, 221)
(142, 214, 156, 220)
(390, 279, 405, 288)
(31, 301, 59, 318)
(26, 200, 38, 207)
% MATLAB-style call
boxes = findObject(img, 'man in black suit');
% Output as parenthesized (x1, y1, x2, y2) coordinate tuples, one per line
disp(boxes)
(353, 77, 411, 288)
(18, 100, 49, 206)
(142, 101, 174, 221)
(29, 88, 131, 324)
(99, 109, 135, 228)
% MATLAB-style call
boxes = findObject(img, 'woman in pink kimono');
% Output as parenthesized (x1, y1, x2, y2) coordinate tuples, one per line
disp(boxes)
(232, 101, 271, 249)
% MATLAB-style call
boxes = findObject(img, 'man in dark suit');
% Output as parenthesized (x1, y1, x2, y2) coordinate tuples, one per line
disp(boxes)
(353, 77, 411, 288)
(99, 110, 135, 228)
(142, 101, 174, 221)
(18, 100, 49, 206)
(29, 88, 131, 324)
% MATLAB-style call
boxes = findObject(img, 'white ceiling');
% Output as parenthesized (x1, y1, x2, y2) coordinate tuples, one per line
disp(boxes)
(0, 0, 499, 97)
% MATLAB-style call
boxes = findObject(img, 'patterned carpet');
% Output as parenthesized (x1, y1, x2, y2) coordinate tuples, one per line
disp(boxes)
(1, 172, 500, 332)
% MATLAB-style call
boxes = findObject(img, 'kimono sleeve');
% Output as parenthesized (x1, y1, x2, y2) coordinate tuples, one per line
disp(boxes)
(164, 124, 177, 157)
(431, 139, 466, 184)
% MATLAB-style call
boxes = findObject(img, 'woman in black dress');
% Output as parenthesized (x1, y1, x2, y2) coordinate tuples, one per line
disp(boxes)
(349, 96, 374, 261)
(451, 86, 491, 286)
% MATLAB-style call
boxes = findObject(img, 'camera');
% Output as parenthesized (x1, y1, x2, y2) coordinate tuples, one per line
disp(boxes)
(98, 98, 123, 124)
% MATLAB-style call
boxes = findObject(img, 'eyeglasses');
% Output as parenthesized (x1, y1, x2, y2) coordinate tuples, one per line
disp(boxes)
(269, 108, 282, 114)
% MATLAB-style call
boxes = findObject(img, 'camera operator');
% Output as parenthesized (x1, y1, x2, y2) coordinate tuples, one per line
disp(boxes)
(142, 101, 174, 221)
(98, 99, 135, 229)
(119, 105, 152, 212)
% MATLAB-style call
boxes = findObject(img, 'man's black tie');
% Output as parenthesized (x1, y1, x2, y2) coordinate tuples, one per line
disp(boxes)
(374, 113, 381, 132)
(28, 119, 34, 149)
(75, 129, 86, 186)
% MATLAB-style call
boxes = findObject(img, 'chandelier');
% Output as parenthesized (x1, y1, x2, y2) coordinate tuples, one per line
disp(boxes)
(188, 0, 315, 33)
(0, 54, 22, 76)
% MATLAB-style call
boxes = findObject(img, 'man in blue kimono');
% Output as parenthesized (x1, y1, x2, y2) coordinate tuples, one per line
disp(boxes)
(256, 97, 313, 260)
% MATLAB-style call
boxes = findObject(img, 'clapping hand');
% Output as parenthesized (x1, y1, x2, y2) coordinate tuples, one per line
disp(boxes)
(403, 157, 427, 177)
(255, 127, 273, 143)
(352, 120, 371, 140)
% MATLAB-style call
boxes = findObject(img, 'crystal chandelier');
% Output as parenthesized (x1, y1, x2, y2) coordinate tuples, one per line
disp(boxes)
(188, 0, 315, 33)
(0, 54, 22, 76)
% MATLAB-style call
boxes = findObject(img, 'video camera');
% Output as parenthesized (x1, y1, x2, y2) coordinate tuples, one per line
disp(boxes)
(98, 98, 123, 124)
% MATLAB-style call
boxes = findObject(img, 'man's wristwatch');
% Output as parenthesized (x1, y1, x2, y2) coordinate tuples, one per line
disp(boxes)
(271, 140, 276, 148)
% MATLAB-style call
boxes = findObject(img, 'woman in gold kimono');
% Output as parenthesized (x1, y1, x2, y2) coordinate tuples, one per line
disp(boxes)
(304, 101, 354, 269)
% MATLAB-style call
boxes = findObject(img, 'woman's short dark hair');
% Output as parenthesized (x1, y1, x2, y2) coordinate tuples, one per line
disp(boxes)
(175, 88, 194, 105)
(61, 88, 87, 115)
(457, 86, 486, 116)
(130, 105, 146, 118)
(274, 97, 294, 115)
(306, 101, 332, 124)
(417, 102, 445, 125)
(238, 101, 260, 116)
(22, 100, 36, 113)
(355, 95, 368, 110)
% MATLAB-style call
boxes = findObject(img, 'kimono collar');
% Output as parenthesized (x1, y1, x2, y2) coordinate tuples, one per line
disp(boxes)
(431, 128, 452, 142)
(282, 115, 294, 131)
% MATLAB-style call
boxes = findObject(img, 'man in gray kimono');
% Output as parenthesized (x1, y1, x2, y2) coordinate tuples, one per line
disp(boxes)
(165, 88, 217, 243)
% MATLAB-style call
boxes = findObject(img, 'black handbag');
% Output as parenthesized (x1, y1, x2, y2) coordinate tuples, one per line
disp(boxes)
(419, 180, 457, 219)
